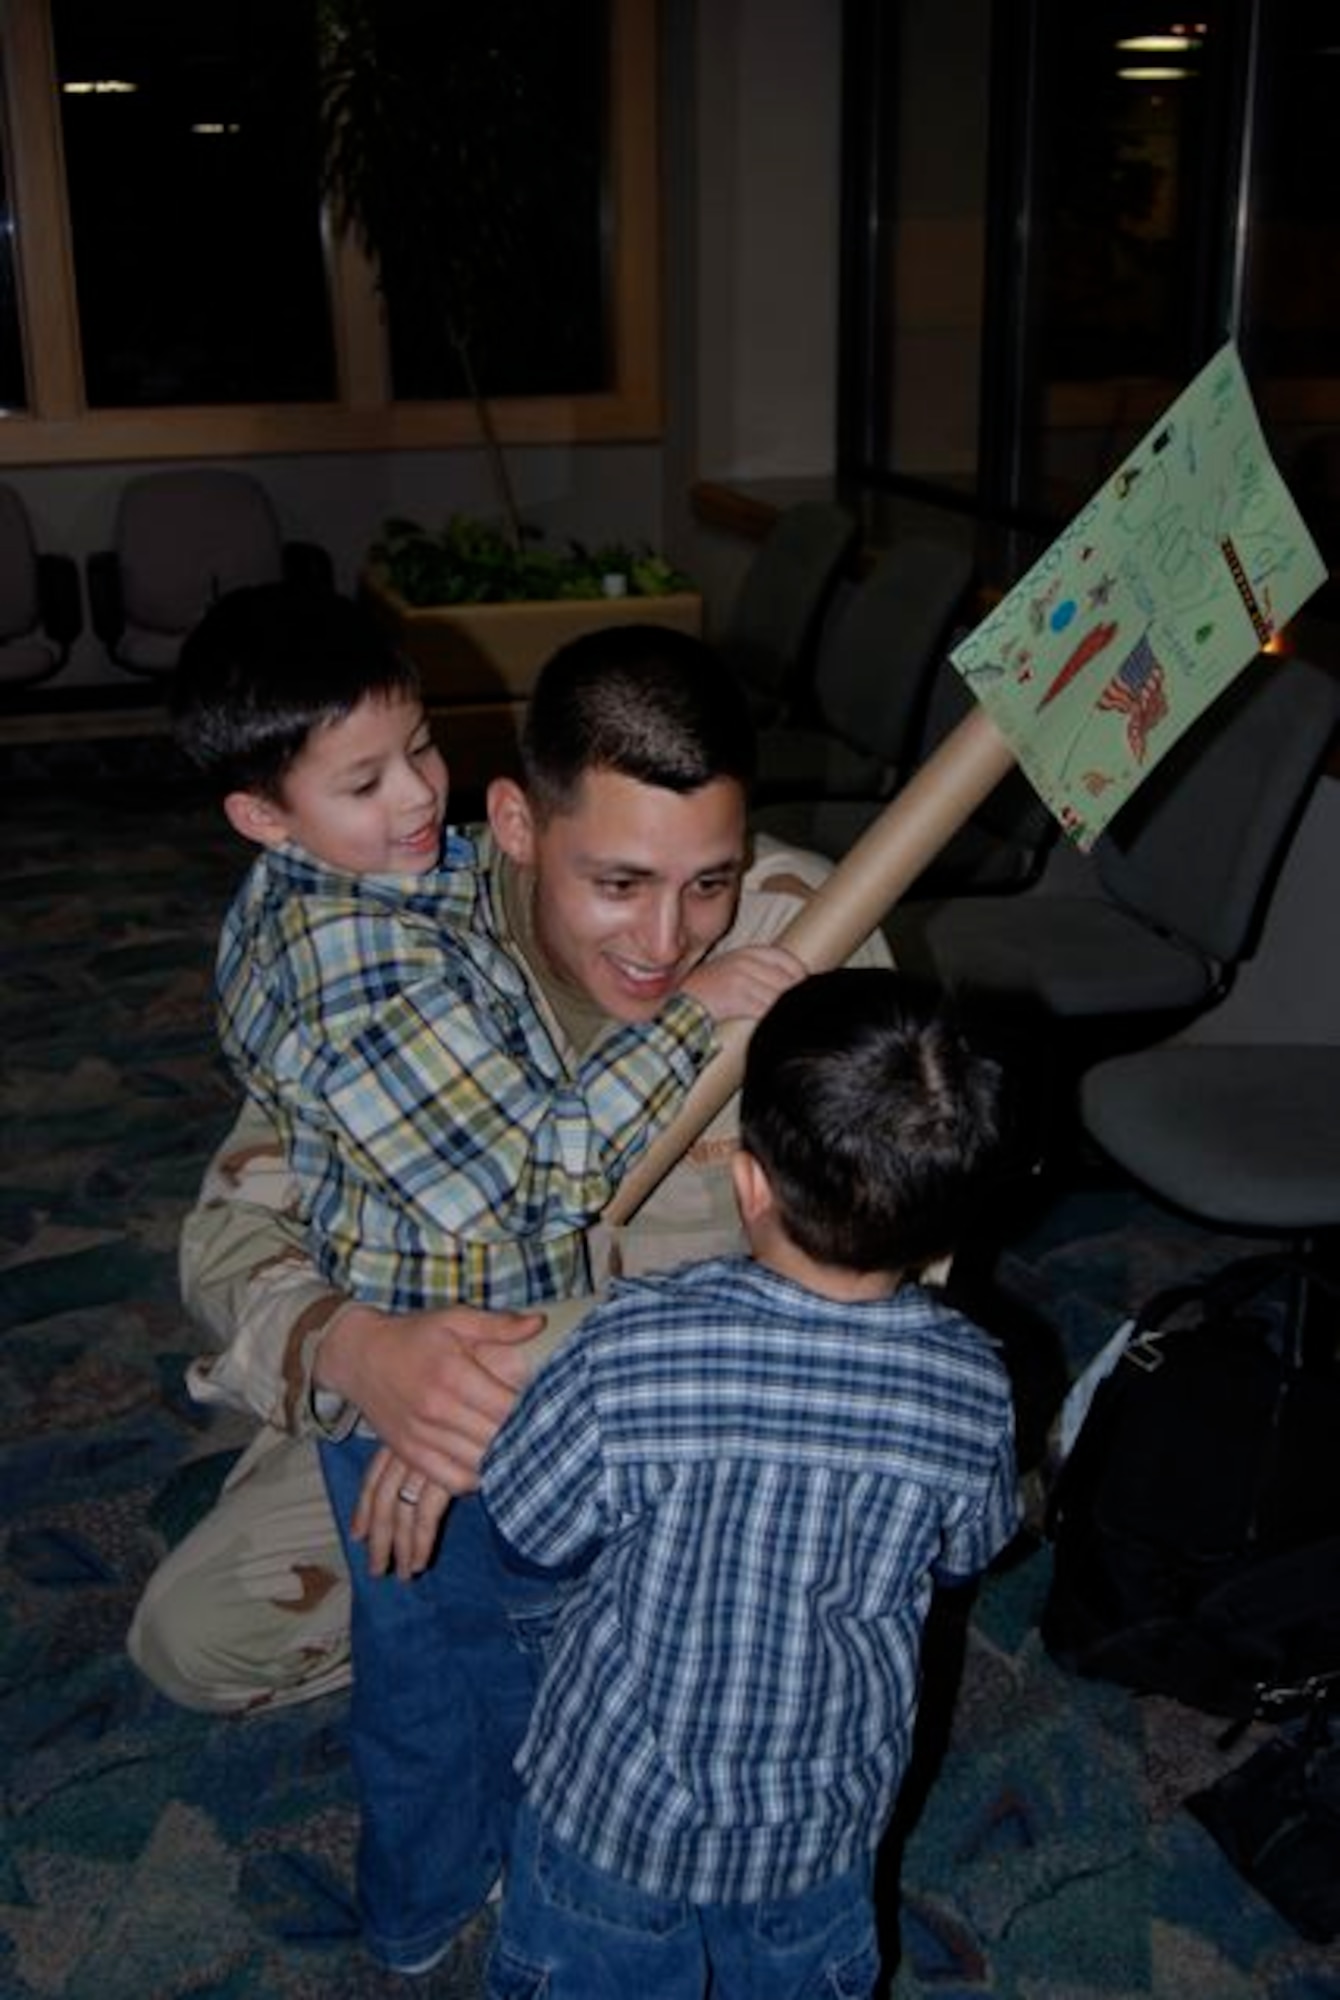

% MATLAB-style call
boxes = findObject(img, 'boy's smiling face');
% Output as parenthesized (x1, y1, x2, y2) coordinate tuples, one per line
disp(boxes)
(227, 691, 448, 876)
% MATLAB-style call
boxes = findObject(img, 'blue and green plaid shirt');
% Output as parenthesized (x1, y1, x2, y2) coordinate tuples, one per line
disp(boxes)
(484, 1256, 1020, 1903)
(215, 829, 714, 1312)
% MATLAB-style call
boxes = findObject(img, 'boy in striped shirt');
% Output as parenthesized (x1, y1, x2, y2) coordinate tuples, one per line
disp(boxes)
(484, 967, 1020, 1999)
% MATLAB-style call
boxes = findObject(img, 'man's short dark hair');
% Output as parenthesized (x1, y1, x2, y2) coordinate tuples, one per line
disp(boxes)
(170, 582, 419, 800)
(739, 968, 1006, 1274)
(519, 623, 755, 818)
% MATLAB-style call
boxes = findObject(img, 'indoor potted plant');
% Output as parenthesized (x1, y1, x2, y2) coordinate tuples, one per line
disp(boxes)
(360, 513, 701, 703)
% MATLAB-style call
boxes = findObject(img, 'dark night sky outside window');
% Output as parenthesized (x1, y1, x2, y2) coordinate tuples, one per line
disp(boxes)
(1032, 7, 1213, 386)
(1244, 1, 1340, 382)
(52, 0, 335, 409)
(375, 1, 612, 403)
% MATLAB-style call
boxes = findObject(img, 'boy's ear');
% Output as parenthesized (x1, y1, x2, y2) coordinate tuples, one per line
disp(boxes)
(730, 1147, 774, 1226)
(223, 789, 290, 851)
(487, 776, 538, 866)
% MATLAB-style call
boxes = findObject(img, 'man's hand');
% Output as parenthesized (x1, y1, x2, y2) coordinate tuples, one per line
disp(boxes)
(681, 943, 806, 1023)
(315, 1300, 544, 1491)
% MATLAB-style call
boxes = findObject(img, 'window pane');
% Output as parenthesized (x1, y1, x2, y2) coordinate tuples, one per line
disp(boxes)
(1034, 9, 1216, 384)
(1244, 3, 1340, 383)
(52, 0, 335, 408)
(1243, 2, 1340, 597)
(875, 0, 992, 495)
(1029, 5, 1226, 519)
(840, 0, 1340, 593)
(0, 92, 28, 412)
(348, 0, 611, 403)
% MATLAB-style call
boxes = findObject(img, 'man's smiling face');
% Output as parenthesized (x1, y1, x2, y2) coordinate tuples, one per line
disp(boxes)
(493, 766, 748, 1023)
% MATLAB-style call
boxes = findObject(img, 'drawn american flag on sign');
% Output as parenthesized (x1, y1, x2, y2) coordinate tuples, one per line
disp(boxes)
(1096, 634, 1168, 761)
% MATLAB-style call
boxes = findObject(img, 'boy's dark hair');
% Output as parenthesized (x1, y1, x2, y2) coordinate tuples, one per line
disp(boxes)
(170, 582, 419, 800)
(739, 968, 1005, 1274)
(520, 623, 755, 818)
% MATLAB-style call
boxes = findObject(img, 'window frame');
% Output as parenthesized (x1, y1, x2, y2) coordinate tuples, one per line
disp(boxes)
(0, 0, 663, 465)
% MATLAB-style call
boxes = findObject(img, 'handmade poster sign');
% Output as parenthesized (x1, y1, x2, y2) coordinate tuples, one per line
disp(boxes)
(950, 340, 1327, 848)
(607, 344, 1328, 1222)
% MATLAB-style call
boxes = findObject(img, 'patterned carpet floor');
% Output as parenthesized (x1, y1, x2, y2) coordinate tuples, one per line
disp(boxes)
(2, 749, 1338, 1998)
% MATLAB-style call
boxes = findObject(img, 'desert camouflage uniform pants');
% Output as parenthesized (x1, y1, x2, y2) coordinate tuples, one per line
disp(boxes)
(129, 1428, 352, 1711)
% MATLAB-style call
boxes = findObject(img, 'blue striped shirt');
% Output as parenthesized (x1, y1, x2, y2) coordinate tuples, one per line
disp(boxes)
(216, 829, 713, 1311)
(483, 1256, 1020, 1902)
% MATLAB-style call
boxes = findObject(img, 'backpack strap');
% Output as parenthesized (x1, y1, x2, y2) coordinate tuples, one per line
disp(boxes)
(1131, 1251, 1340, 1372)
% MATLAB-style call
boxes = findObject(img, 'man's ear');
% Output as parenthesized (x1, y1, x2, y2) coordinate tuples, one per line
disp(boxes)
(487, 776, 538, 866)
(730, 1147, 774, 1227)
(223, 788, 290, 850)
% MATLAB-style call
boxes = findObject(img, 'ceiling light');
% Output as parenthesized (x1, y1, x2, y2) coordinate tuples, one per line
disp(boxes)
(1117, 34, 1203, 51)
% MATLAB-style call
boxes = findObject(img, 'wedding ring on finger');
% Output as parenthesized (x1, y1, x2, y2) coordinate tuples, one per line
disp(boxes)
(397, 1483, 424, 1507)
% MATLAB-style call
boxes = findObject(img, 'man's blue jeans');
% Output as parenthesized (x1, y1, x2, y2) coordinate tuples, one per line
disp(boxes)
(320, 1432, 553, 1973)
(487, 1801, 881, 1999)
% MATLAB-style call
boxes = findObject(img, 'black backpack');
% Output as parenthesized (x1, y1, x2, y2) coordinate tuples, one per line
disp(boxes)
(1041, 1254, 1340, 1725)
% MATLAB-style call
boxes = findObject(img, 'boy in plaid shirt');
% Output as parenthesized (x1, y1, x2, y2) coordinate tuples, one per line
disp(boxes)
(483, 968, 1020, 1999)
(169, 582, 802, 1970)
(172, 585, 799, 1319)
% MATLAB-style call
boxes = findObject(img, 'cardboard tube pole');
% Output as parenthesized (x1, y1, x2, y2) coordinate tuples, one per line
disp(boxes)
(605, 703, 1018, 1226)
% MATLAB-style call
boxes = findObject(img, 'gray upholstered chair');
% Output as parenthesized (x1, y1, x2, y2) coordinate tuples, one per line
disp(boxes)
(1081, 1043, 1340, 1238)
(1080, 1042, 1340, 1362)
(752, 536, 973, 806)
(87, 468, 333, 678)
(717, 501, 857, 724)
(888, 654, 1340, 1059)
(0, 484, 82, 688)
(756, 642, 1058, 895)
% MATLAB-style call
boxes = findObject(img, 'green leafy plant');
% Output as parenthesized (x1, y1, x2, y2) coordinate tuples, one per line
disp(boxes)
(370, 516, 693, 608)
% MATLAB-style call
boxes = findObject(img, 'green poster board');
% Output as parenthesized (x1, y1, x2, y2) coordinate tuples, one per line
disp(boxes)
(951, 343, 1328, 849)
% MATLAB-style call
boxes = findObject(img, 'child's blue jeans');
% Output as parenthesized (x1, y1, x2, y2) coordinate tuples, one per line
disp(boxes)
(487, 1800, 881, 1999)
(319, 1431, 553, 1974)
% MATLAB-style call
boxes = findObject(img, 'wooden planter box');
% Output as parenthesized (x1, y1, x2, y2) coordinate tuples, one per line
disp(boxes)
(361, 569, 704, 798)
